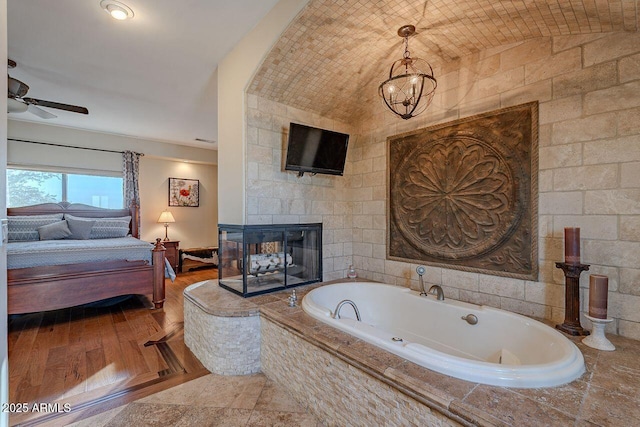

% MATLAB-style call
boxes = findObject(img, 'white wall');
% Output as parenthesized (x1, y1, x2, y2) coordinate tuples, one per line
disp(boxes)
(140, 158, 218, 248)
(217, 0, 309, 224)
(1, 1, 9, 425)
(8, 120, 217, 165)
(7, 120, 218, 249)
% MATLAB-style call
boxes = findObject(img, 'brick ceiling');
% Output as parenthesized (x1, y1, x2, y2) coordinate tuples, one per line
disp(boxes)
(248, 0, 639, 123)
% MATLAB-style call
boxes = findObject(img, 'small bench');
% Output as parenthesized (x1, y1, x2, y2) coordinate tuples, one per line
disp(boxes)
(179, 247, 218, 273)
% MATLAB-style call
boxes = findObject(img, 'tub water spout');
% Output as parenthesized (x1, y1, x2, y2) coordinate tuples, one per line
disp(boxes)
(332, 299, 361, 321)
(428, 285, 445, 301)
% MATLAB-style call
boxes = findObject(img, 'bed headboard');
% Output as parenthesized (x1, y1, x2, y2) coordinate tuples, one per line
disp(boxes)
(7, 201, 140, 238)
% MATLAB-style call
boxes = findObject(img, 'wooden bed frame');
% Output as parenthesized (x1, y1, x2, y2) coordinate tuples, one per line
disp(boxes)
(7, 202, 166, 315)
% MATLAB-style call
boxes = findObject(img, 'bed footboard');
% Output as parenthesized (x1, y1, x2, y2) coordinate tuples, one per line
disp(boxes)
(152, 238, 166, 309)
(7, 201, 167, 314)
(8, 242, 167, 315)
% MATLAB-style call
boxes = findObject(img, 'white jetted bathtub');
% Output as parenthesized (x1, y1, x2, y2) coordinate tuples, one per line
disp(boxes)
(302, 282, 585, 388)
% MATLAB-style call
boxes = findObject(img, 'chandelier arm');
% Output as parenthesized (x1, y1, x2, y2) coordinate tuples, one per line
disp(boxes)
(378, 84, 405, 119)
(405, 77, 426, 117)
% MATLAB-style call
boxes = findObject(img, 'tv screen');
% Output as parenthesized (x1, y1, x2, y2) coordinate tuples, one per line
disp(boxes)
(285, 123, 349, 176)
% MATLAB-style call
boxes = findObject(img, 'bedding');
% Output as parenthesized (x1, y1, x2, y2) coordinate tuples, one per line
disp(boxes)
(7, 236, 154, 269)
(65, 214, 131, 239)
(66, 216, 95, 239)
(8, 214, 64, 241)
(7, 201, 168, 314)
(37, 220, 72, 240)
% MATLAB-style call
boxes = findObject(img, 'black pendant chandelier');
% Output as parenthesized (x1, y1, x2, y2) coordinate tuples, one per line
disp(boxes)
(378, 25, 437, 120)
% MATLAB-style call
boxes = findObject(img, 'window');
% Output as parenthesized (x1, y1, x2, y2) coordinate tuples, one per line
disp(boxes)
(7, 167, 124, 208)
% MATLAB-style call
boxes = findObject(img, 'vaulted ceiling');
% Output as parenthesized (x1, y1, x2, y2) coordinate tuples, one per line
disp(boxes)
(248, 0, 639, 123)
(7, 1, 639, 146)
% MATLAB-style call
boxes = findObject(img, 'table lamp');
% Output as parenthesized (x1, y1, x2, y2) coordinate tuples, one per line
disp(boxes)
(157, 210, 175, 241)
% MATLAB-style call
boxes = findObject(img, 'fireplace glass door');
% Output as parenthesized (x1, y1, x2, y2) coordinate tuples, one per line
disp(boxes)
(218, 223, 322, 297)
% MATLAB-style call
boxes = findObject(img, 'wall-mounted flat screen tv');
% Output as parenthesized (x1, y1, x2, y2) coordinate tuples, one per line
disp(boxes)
(285, 122, 349, 177)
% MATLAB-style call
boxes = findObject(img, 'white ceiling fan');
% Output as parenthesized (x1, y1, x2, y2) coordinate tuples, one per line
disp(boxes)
(7, 59, 89, 119)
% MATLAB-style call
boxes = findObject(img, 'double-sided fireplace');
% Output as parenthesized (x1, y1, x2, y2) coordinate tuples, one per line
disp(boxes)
(218, 223, 322, 297)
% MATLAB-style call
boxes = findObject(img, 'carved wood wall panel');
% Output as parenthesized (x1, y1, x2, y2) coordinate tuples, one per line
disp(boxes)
(388, 102, 538, 279)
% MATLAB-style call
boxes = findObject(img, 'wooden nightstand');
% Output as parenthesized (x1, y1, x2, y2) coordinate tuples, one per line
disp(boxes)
(160, 240, 180, 271)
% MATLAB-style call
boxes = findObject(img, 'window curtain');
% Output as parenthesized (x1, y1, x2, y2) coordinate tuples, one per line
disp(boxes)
(123, 151, 142, 237)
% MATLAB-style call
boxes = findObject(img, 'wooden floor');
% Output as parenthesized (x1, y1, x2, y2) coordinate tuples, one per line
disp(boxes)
(7, 268, 217, 426)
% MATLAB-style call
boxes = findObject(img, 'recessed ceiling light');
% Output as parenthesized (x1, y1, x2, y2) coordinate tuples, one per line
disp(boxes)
(100, 0, 134, 20)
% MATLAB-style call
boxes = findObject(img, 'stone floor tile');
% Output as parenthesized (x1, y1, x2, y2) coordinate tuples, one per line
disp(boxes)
(580, 384, 640, 426)
(103, 403, 188, 427)
(66, 406, 127, 427)
(590, 362, 640, 395)
(596, 336, 640, 372)
(174, 407, 253, 427)
(511, 377, 589, 418)
(197, 374, 267, 409)
(253, 379, 307, 413)
(137, 374, 214, 405)
(246, 410, 320, 426)
(463, 385, 576, 427)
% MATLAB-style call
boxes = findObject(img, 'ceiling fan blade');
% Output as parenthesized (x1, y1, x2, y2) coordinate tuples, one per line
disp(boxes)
(27, 104, 58, 119)
(7, 97, 29, 113)
(22, 97, 89, 115)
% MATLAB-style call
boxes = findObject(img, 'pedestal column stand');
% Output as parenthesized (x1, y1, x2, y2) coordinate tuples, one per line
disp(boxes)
(583, 315, 615, 351)
(555, 262, 590, 336)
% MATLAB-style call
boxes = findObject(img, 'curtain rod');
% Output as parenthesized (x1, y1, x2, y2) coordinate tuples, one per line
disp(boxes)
(8, 138, 144, 156)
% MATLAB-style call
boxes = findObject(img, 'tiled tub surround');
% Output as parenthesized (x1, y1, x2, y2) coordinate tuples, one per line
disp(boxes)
(348, 33, 640, 339)
(261, 298, 640, 427)
(184, 280, 265, 375)
(184, 280, 640, 426)
(262, 318, 464, 427)
(245, 32, 640, 340)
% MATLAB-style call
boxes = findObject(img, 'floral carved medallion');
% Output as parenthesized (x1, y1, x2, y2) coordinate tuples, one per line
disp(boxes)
(388, 102, 538, 279)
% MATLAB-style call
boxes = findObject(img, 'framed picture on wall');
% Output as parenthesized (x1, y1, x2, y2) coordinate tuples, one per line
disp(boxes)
(169, 177, 199, 207)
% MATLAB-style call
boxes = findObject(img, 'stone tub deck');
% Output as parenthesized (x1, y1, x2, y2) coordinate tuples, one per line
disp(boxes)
(185, 279, 640, 426)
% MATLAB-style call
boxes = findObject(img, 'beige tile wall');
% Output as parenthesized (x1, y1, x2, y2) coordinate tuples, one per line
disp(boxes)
(350, 33, 640, 339)
(245, 95, 355, 281)
(245, 32, 640, 339)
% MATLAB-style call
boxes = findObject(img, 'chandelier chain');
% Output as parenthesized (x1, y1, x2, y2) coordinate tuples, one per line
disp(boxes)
(403, 36, 411, 60)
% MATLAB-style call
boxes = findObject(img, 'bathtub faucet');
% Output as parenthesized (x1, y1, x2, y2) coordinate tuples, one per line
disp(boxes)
(428, 285, 445, 301)
(332, 299, 361, 321)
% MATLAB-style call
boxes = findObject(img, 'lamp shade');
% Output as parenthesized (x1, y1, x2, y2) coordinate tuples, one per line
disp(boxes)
(157, 211, 175, 224)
